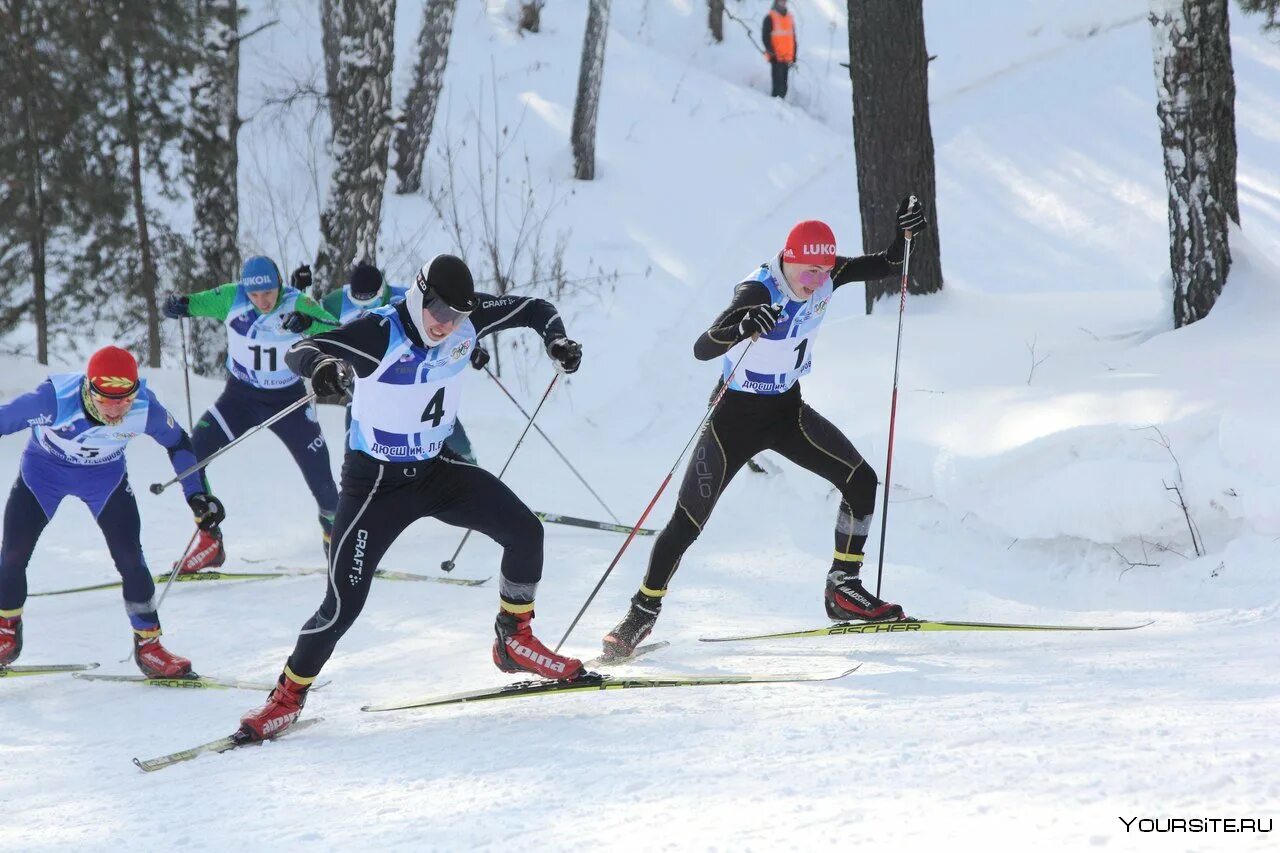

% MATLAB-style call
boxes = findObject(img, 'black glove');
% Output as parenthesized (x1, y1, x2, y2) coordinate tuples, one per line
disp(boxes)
(162, 293, 189, 319)
(738, 303, 782, 340)
(896, 194, 928, 237)
(470, 346, 491, 370)
(188, 493, 226, 532)
(547, 338, 583, 374)
(291, 264, 313, 290)
(280, 311, 311, 334)
(310, 356, 354, 398)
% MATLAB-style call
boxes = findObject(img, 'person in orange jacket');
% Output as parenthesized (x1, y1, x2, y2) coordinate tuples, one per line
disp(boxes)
(763, 0, 796, 98)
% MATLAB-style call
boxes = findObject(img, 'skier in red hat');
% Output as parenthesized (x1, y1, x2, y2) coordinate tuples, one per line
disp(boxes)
(0, 346, 223, 675)
(603, 196, 929, 659)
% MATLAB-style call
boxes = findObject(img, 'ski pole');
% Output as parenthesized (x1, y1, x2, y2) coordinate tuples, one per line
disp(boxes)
(178, 317, 195, 430)
(554, 335, 762, 653)
(874, 230, 914, 597)
(149, 393, 317, 494)
(482, 365, 621, 524)
(439, 374, 559, 572)
(155, 528, 200, 612)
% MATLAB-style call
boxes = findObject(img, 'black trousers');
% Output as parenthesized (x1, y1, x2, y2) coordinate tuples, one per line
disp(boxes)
(770, 61, 790, 98)
(285, 450, 544, 678)
(643, 385, 877, 592)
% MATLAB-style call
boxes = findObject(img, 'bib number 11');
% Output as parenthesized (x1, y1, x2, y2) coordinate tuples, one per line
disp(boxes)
(248, 345, 278, 372)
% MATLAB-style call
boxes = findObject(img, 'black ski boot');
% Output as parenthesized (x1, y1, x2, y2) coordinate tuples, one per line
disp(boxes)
(825, 570, 905, 622)
(601, 590, 663, 659)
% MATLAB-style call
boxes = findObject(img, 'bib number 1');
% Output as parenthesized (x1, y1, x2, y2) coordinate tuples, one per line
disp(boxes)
(793, 338, 808, 370)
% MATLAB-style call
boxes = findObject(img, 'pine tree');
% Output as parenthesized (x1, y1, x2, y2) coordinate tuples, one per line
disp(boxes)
(315, 0, 396, 294)
(184, 0, 243, 374)
(1238, 0, 1280, 31)
(0, 0, 106, 363)
(85, 0, 197, 367)
(847, 0, 943, 313)
(1149, 0, 1239, 327)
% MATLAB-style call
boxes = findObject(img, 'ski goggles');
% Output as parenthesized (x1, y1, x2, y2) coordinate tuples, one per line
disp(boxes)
(87, 377, 138, 401)
(795, 267, 833, 288)
(415, 271, 474, 325)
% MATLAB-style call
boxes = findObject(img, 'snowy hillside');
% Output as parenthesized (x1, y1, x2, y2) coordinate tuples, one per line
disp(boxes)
(4, 1, 1279, 849)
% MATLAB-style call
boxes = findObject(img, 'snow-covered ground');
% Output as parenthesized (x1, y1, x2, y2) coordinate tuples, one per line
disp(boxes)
(4, 1, 1278, 849)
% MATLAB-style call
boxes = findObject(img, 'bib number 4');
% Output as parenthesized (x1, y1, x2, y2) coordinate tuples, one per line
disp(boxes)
(421, 387, 446, 428)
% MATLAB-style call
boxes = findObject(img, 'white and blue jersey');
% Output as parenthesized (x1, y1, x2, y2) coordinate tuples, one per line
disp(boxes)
(722, 263, 833, 395)
(0, 374, 205, 512)
(336, 284, 409, 324)
(225, 288, 308, 389)
(287, 292, 568, 466)
(347, 306, 474, 462)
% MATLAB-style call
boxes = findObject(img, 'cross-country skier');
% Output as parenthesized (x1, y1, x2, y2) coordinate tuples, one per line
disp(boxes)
(162, 256, 341, 570)
(302, 260, 479, 465)
(602, 196, 929, 658)
(0, 346, 224, 676)
(237, 254, 586, 740)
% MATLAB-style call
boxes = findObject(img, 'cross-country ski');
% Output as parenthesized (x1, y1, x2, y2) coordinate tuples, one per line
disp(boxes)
(699, 618, 1156, 643)
(362, 666, 861, 712)
(132, 717, 325, 773)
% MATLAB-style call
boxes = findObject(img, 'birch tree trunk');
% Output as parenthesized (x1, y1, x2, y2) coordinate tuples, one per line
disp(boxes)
(393, 0, 457, 194)
(315, 0, 396, 294)
(571, 0, 610, 181)
(1148, 0, 1239, 327)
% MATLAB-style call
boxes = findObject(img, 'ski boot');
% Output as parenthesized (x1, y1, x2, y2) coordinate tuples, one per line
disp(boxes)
(493, 609, 584, 680)
(239, 670, 310, 741)
(601, 590, 663, 660)
(175, 527, 225, 574)
(0, 613, 23, 666)
(133, 630, 193, 677)
(825, 569, 905, 622)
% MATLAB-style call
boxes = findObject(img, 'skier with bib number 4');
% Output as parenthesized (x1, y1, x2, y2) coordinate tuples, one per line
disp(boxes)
(161, 256, 342, 569)
(602, 196, 929, 659)
(0, 346, 223, 676)
(237, 254, 586, 741)
(294, 260, 480, 464)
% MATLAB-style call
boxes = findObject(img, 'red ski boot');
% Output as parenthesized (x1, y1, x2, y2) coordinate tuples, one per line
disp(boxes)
(493, 609, 584, 680)
(133, 630, 193, 677)
(0, 613, 22, 666)
(239, 671, 310, 741)
(175, 528, 225, 574)
(824, 569, 905, 622)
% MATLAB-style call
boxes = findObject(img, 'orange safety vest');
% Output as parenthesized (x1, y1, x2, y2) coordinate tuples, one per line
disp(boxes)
(768, 10, 795, 63)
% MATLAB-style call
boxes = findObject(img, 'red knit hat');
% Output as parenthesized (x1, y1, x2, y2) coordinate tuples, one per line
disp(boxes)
(86, 345, 139, 398)
(782, 220, 837, 267)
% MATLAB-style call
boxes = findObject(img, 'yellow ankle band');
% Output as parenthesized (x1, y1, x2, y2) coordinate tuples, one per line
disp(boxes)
(500, 599, 535, 615)
(639, 585, 667, 598)
(833, 552, 865, 563)
(0, 608, 22, 619)
(283, 665, 317, 686)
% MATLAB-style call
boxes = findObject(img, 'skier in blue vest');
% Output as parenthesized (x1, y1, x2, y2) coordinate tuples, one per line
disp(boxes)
(0, 346, 223, 675)
(162, 256, 341, 570)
